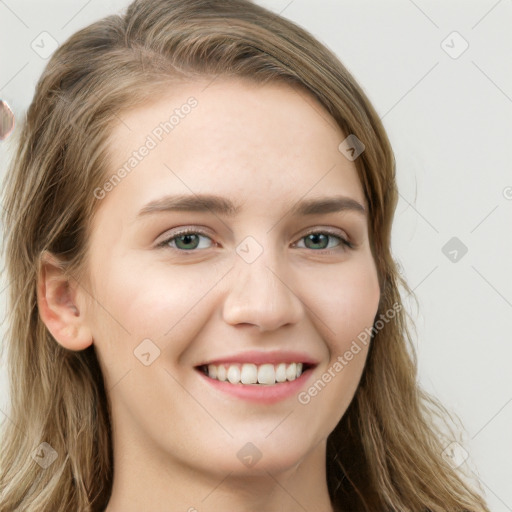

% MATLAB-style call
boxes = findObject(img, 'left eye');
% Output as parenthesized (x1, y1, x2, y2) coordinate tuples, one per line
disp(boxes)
(294, 231, 351, 251)
(157, 229, 352, 252)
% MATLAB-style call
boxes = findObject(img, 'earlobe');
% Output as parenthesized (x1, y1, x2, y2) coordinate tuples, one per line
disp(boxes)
(37, 250, 93, 351)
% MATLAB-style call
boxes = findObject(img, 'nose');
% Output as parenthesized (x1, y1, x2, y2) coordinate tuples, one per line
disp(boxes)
(221, 248, 303, 332)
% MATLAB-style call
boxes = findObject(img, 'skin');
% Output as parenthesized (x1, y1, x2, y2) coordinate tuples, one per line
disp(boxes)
(38, 77, 381, 512)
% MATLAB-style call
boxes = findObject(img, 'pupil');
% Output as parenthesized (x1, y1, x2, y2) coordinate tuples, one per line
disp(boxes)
(177, 234, 199, 249)
(307, 233, 327, 249)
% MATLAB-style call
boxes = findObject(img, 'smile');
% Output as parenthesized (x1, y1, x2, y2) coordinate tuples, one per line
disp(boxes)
(198, 362, 313, 385)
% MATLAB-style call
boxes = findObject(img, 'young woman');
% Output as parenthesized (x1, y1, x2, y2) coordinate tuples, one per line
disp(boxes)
(0, 0, 490, 511)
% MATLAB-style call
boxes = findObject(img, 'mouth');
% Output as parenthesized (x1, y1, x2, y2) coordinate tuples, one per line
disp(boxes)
(195, 361, 316, 386)
(193, 350, 319, 403)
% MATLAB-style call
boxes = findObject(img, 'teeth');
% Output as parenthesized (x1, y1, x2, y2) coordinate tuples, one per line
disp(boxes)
(217, 365, 227, 382)
(275, 363, 287, 383)
(227, 365, 241, 384)
(286, 363, 297, 381)
(241, 363, 257, 384)
(257, 363, 275, 385)
(203, 362, 306, 385)
(207, 364, 217, 380)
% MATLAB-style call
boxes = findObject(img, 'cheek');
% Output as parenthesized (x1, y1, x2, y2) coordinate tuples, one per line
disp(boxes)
(89, 256, 223, 357)
(301, 259, 379, 412)
(304, 256, 381, 355)
(293, 258, 380, 440)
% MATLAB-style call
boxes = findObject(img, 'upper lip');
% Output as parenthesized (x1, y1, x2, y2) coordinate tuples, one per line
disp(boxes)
(196, 350, 320, 367)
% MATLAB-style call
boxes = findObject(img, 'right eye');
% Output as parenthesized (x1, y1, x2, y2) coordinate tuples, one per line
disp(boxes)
(157, 228, 216, 252)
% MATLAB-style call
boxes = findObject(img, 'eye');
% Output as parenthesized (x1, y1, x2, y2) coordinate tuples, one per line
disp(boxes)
(156, 227, 353, 253)
(156, 229, 214, 251)
(294, 229, 353, 252)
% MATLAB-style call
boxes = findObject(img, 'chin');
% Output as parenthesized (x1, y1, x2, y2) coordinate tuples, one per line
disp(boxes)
(203, 436, 313, 476)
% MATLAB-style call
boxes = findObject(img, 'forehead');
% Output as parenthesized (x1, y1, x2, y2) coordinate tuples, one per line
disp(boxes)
(100, 77, 366, 219)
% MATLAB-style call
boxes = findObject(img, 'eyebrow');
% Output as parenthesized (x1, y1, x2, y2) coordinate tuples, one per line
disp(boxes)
(135, 193, 366, 219)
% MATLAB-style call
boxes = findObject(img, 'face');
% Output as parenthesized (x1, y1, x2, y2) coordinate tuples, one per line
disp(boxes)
(81, 78, 380, 477)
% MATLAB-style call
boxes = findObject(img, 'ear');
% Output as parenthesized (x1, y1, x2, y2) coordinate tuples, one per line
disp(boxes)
(37, 250, 93, 351)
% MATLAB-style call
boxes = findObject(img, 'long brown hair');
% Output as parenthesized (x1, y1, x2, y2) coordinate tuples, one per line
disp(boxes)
(0, 1, 490, 510)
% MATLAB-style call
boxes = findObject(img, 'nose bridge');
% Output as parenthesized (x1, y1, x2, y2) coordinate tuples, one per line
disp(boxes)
(221, 236, 302, 331)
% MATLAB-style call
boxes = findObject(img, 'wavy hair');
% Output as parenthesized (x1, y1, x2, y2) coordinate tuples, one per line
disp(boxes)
(0, 0, 490, 510)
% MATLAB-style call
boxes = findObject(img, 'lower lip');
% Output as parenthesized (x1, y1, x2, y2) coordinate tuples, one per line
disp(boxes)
(196, 367, 315, 404)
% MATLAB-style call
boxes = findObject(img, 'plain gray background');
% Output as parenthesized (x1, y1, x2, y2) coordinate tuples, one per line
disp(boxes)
(1, 1, 511, 510)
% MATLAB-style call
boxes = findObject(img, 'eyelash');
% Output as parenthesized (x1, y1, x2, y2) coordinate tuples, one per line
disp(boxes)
(156, 227, 354, 253)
